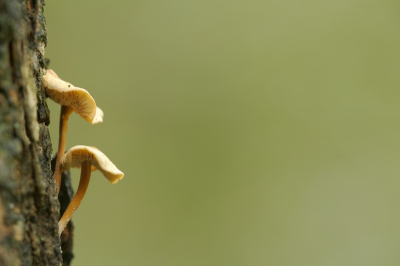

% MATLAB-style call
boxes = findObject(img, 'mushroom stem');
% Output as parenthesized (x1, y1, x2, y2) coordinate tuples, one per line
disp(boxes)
(59, 160, 91, 235)
(54, 105, 73, 194)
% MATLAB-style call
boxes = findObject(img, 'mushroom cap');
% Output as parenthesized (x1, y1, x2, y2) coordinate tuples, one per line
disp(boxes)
(42, 70, 98, 124)
(92, 107, 104, 125)
(60, 145, 124, 184)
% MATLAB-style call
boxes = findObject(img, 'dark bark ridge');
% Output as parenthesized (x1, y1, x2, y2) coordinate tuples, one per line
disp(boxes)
(0, 0, 66, 265)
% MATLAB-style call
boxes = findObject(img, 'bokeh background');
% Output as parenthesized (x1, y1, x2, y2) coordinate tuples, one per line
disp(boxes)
(45, 1, 400, 265)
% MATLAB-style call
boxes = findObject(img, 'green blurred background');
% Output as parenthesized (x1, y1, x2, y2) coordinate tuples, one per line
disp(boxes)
(45, 1, 400, 265)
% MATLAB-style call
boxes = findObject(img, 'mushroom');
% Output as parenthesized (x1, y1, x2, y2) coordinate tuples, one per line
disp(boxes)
(42, 70, 104, 193)
(58, 145, 124, 235)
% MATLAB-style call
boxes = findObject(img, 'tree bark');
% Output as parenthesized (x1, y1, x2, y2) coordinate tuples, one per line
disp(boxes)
(0, 0, 73, 265)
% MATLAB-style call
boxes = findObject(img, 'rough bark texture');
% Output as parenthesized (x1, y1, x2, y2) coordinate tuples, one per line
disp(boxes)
(0, 0, 73, 265)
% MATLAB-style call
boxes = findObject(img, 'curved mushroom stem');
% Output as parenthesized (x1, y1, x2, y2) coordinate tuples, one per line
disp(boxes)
(54, 105, 73, 194)
(59, 161, 91, 235)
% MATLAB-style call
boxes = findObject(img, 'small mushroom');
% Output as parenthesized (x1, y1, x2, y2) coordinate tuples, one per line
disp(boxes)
(58, 145, 124, 235)
(42, 70, 104, 193)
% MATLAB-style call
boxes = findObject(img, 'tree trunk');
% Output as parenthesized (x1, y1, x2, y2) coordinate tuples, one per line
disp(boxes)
(0, 0, 73, 265)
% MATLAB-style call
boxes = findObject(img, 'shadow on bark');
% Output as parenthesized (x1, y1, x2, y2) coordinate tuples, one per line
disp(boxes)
(52, 157, 75, 266)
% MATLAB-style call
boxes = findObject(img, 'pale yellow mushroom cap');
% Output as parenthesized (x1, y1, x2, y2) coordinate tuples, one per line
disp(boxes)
(92, 107, 104, 124)
(42, 70, 100, 124)
(60, 145, 124, 184)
